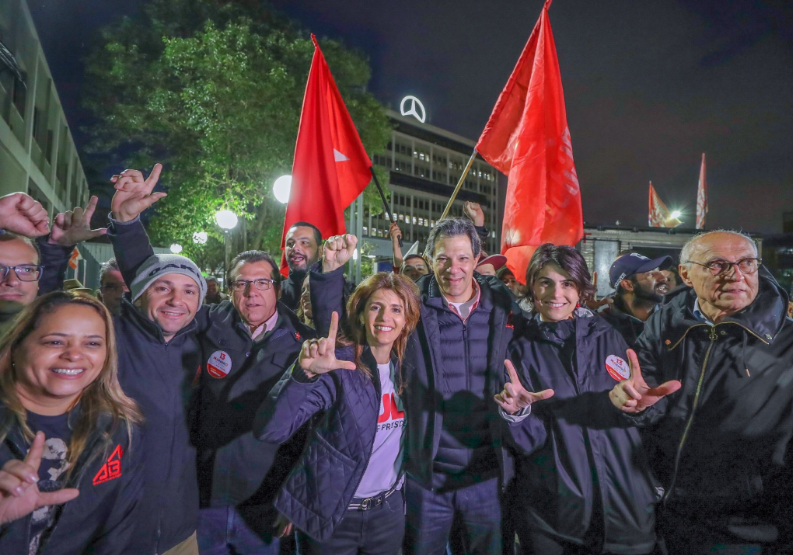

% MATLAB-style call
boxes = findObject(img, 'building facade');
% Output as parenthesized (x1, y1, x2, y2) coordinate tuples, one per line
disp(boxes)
(360, 102, 504, 262)
(0, 0, 90, 214)
(1, 0, 100, 285)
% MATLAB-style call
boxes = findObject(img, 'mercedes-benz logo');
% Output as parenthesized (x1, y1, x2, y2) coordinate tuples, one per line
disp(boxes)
(400, 95, 426, 123)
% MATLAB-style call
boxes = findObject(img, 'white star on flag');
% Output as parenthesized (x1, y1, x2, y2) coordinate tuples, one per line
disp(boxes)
(333, 149, 350, 162)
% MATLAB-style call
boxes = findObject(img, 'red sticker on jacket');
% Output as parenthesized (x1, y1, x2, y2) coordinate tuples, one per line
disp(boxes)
(93, 445, 123, 485)
(207, 350, 232, 379)
(605, 355, 630, 381)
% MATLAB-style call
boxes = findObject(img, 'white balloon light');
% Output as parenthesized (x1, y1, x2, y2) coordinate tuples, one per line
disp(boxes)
(170, 244, 183, 254)
(273, 175, 292, 204)
(192, 231, 208, 244)
(215, 210, 238, 230)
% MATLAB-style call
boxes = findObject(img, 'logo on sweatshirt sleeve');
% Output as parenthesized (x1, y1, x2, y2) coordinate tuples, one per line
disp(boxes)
(93, 445, 123, 485)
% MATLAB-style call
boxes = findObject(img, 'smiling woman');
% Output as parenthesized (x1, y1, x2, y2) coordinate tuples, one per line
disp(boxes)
(0, 291, 143, 553)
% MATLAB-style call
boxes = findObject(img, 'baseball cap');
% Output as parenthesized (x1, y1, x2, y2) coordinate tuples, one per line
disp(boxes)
(609, 253, 674, 288)
(476, 254, 508, 271)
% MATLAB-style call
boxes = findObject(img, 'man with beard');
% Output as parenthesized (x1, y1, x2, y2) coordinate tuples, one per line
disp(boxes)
(281, 222, 323, 312)
(602, 251, 673, 348)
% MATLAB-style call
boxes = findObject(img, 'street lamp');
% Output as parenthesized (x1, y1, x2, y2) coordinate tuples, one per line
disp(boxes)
(215, 210, 238, 280)
(170, 244, 182, 254)
(192, 231, 208, 244)
(670, 210, 681, 219)
(273, 175, 292, 204)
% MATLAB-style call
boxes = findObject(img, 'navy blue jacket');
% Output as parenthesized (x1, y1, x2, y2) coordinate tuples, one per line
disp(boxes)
(108, 219, 201, 554)
(0, 405, 144, 555)
(254, 346, 399, 541)
(506, 309, 657, 553)
(193, 300, 314, 508)
(310, 267, 518, 491)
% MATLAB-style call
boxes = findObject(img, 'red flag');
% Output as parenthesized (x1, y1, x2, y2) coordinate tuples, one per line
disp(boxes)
(649, 182, 672, 227)
(476, 0, 582, 284)
(696, 153, 707, 229)
(280, 35, 372, 275)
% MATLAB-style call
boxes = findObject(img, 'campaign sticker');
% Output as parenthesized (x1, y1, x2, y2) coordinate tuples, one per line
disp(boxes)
(207, 350, 232, 379)
(605, 355, 630, 382)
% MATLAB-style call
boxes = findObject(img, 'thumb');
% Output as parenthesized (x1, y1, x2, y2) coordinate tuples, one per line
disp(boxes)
(88, 228, 108, 238)
(37, 488, 80, 508)
(626, 349, 645, 385)
(532, 388, 554, 402)
(339, 360, 358, 371)
(648, 379, 682, 399)
(140, 193, 167, 210)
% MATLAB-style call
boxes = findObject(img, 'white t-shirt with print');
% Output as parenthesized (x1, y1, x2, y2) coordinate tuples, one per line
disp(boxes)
(354, 362, 405, 498)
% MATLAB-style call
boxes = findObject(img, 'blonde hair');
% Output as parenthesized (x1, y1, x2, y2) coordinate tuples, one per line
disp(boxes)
(0, 291, 142, 476)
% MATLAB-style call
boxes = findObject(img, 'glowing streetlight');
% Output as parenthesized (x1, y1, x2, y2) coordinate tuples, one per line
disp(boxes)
(273, 175, 292, 204)
(670, 210, 681, 219)
(215, 210, 238, 230)
(192, 231, 208, 244)
(170, 243, 183, 254)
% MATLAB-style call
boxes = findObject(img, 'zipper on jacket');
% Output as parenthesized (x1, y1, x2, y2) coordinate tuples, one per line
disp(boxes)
(663, 325, 718, 504)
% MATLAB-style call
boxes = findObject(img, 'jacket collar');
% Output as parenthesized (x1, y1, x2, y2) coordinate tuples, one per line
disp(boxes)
(664, 267, 789, 346)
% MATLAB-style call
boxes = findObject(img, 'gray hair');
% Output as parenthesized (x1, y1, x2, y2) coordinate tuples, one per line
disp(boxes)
(679, 230, 758, 267)
(99, 257, 120, 282)
(426, 217, 482, 260)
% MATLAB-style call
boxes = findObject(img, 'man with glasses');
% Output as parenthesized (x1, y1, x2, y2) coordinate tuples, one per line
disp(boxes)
(0, 192, 106, 337)
(609, 230, 793, 553)
(109, 165, 315, 555)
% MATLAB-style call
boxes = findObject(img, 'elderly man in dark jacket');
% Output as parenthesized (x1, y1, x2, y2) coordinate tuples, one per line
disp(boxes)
(610, 230, 793, 553)
(311, 218, 518, 555)
(110, 165, 315, 555)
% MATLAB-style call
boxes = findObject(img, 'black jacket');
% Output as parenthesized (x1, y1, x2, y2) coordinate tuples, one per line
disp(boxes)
(108, 218, 201, 554)
(310, 267, 518, 491)
(280, 269, 307, 313)
(629, 268, 793, 545)
(506, 309, 657, 554)
(193, 300, 315, 509)
(0, 405, 144, 555)
(599, 300, 646, 349)
(254, 346, 399, 541)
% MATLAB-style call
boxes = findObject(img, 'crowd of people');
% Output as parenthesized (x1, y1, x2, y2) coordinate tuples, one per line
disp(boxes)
(1, 165, 792, 555)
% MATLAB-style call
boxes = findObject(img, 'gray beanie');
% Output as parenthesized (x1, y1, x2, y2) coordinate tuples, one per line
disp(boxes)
(130, 254, 207, 304)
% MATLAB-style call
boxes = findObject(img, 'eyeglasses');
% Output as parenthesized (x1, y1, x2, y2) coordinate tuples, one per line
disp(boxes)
(231, 278, 275, 292)
(0, 265, 43, 282)
(685, 258, 762, 276)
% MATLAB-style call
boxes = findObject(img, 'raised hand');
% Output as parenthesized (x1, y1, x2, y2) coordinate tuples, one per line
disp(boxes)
(0, 432, 80, 525)
(608, 349, 682, 413)
(389, 222, 402, 244)
(494, 360, 554, 415)
(321, 234, 358, 274)
(0, 193, 49, 237)
(463, 201, 485, 227)
(110, 164, 167, 222)
(49, 196, 107, 246)
(298, 312, 357, 378)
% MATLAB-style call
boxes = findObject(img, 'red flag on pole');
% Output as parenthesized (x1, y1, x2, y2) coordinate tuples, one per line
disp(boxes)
(280, 35, 372, 276)
(696, 153, 707, 229)
(475, 0, 582, 284)
(649, 182, 672, 227)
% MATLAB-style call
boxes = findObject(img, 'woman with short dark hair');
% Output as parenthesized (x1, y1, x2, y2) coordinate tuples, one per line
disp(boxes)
(495, 244, 659, 554)
(255, 272, 421, 554)
(0, 291, 143, 554)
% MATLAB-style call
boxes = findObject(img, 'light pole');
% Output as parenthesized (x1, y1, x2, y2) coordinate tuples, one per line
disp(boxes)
(273, 175, 292, 204)
(215, 210, 238, 283)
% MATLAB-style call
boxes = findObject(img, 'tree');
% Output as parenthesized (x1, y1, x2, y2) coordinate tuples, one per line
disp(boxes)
(83, 0, 391, 268)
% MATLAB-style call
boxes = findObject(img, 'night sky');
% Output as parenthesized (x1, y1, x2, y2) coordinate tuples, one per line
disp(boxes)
(28, 0, 793, 233)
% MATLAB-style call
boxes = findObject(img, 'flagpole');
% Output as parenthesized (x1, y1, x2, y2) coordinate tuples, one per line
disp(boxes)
(421, 148, 478, 259)
(439, 148, 478, 221)
(369, 166, 402, 247)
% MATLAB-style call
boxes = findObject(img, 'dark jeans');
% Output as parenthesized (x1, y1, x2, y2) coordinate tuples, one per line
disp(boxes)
(404, 476, 502, 555)
(197, 505, 280, 555)
(297, 491, 405, 555)
(518, 531, 661, 555)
